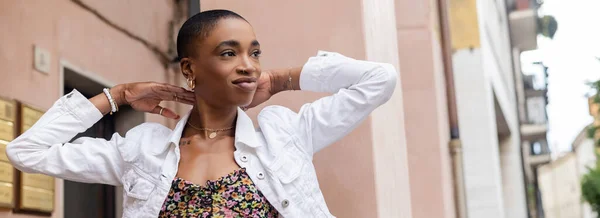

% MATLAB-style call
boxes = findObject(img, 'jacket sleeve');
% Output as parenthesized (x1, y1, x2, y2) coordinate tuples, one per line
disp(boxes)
(6, 90, 126, 186)
(292, 51, 398, 154)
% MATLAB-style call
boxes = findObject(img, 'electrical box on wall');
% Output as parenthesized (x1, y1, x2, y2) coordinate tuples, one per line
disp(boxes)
(33, 46, 51, 74)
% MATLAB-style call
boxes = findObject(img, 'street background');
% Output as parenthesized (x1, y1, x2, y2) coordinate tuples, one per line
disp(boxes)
(0, 0, 599, 218)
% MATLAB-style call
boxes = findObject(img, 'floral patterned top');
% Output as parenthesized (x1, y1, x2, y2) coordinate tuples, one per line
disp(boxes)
(158, 168, 279, 218)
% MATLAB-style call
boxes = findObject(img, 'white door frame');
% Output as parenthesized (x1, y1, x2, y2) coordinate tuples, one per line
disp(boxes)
(58, 59, 116, 96)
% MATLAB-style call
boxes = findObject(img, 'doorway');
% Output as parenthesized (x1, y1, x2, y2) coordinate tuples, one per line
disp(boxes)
(62, 67, 116, 218)
(61, 64, 144, 218)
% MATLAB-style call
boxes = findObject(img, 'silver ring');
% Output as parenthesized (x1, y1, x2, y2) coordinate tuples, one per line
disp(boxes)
(174, 94, 178, 102)
(159, 107, 164, 115)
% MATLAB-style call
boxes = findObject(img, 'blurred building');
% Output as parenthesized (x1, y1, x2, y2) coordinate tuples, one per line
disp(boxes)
(518, 61, 552, 218)
(508, 0, 554, 217)
(0, 0, 543, 218)
(445, 0, 538, 216)
(535, 83, 600, 218)
(573, 128, 596, 218)
(537, 153, 582, 218)
(537, 128, 596, 218)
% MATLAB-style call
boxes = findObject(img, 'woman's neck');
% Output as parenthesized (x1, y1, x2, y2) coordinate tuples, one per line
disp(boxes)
(187, 102, 238, 130)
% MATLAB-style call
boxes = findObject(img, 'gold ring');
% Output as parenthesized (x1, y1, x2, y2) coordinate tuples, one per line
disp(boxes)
(159, 107, 164, 115)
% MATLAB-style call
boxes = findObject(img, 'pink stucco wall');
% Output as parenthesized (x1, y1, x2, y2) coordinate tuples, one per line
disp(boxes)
(396, 0, 455, 217)
(0, 0, 177, 217)
(74, 0, 175, 54)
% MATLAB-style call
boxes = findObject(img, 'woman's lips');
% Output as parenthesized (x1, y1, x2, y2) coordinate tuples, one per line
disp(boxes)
(233, 81, 257, 92)
(232, 77, 258, 92)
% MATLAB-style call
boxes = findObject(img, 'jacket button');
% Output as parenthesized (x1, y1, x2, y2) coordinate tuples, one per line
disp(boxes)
(240, 155, 248, 162)
(257, 172, 265, 179)
(282, 199, 290, 208)
(128, 184, 134, 192)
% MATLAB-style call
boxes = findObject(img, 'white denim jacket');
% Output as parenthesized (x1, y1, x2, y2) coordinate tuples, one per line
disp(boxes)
(6, 51, 397, 218)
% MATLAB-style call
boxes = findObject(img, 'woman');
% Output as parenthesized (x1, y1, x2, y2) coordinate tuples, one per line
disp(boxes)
(7, 9, 396, 218)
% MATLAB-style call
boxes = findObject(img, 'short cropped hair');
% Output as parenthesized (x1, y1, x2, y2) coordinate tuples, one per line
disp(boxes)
(175, 9, 247, 61)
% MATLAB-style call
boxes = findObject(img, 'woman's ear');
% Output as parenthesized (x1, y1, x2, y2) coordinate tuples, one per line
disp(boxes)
(180, 57, 194, 80)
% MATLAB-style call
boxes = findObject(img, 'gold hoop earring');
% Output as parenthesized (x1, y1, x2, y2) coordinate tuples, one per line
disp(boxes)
(187, 78, 196, 90)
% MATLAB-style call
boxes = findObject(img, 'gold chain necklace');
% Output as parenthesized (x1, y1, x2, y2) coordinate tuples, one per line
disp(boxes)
(186, 122, 234, 139)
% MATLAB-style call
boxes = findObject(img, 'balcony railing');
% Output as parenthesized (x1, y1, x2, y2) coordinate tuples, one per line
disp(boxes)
(522, 70, 549, 125)
(521, 124, 548, 141)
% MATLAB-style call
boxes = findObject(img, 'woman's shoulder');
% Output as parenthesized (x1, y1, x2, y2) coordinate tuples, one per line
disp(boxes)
(256, 105, 303, 136)
(125, 122, 172, 138)
(255, 105, 313, 157)
(257, 105, 299, 121)
(119, 122, 172, 159)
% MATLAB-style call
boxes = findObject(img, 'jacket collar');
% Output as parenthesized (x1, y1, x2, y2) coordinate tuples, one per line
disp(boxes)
(153, 107, 260, 154)
(233, 107, 261, 148)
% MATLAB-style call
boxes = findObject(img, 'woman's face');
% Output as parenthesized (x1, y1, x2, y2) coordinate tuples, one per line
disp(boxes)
(187, 18, 261, 108)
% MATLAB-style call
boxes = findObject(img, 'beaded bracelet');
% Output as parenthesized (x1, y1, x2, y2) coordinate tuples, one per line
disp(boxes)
(102, 88, 118, 115)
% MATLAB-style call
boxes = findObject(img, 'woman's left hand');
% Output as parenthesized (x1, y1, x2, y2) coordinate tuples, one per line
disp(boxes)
(244, 71, 275, 110)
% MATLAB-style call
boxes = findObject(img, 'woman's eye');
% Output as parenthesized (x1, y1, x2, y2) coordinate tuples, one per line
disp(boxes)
(251, 50, 262, 57)
(221, 51, 235, 57)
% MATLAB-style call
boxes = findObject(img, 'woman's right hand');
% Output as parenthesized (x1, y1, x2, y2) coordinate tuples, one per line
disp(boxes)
(110, 82, 196, 119)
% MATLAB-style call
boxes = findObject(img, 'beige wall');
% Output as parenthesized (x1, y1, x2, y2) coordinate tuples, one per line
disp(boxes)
(575, 134, 597, 218)
(477, 0, 528, 216)
(453, 49, 506, 218)
(0, 0, 178, 217)
(449, 0, 529, 216)
(538, 154, 582, 218)
(362, 0, 412, 217)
